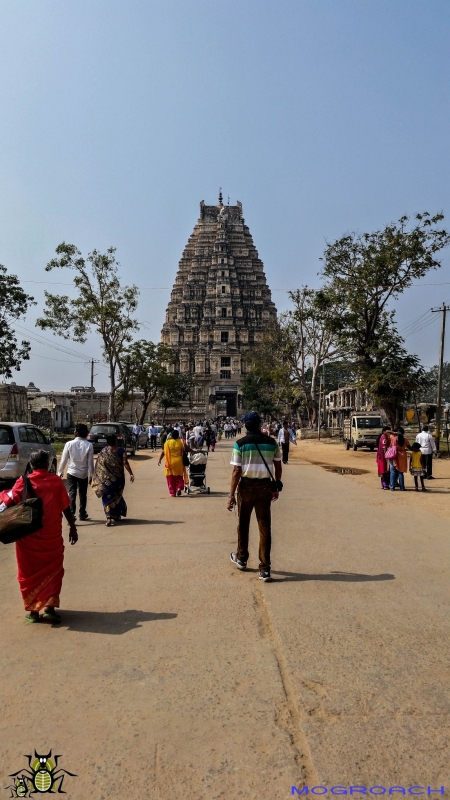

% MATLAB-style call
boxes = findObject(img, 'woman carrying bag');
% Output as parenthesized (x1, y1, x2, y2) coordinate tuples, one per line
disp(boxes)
(0, 449, 77, 624)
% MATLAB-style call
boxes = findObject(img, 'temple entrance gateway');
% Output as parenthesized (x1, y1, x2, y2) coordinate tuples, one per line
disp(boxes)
(215, 386, 237, 417)
(216, 393, 237, 416)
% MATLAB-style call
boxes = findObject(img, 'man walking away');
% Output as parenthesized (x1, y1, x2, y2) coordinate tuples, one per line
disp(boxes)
(415, 424, 436, 479)
(132, 422, 142, 451)
(148, 422, 158, 452)
(59, 423, 95, 521)
(228, 411, 282, 582)
(277, 420, 297, 464)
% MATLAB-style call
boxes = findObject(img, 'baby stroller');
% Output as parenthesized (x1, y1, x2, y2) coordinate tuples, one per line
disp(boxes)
(185, 451, 210, 494)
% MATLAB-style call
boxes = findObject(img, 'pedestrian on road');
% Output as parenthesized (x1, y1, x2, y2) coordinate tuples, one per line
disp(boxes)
(228, 411, 282, 582)
(158, 429, 186, 497)
(92, 434, 135, 526)
(148, 423, 158, 452)
(415, 424, 436, 479)
(409, 443, 427, 492)
(277, 421, 297, 464)
(210, 427, 216, 452)
(132, 422, 143, 451)
(389, 428, 410, 491)
(0, 449, 78, 624)
(58, 423, 94, 520)
(376, 426, 390, 490)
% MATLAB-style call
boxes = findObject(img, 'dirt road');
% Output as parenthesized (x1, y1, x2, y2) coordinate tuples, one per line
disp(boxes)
(0, 440, 448, 799)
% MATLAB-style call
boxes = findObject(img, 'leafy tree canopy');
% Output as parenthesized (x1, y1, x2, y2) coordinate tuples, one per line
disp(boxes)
(316, 213, 450, 423)
(419, 363, 450, 405)
(0, 265, 35, 378)
(117, 340, 177, 424)
(157, 374, 195, 422)
(36, 243, 139, 419)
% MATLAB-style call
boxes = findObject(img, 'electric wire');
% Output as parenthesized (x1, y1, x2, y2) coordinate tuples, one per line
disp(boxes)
(399, 309, 433, 335)
(403, 314, 439, 339)
(18, 279, 450, 290)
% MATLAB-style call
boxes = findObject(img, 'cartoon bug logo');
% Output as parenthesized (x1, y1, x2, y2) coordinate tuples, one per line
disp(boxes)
(5, 750, 77, 796)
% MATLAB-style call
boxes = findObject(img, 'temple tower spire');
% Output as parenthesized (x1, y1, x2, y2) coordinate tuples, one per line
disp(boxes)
(161, 197, 277, 418)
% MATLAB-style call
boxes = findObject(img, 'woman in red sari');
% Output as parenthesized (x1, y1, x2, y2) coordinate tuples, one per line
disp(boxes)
(0, 449, 77, 623)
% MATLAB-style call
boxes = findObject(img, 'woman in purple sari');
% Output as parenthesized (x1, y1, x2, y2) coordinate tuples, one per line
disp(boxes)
(376, 426, 390, 489)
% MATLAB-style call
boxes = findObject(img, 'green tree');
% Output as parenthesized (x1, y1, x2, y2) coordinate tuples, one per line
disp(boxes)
(243, 288, 342, 422)
(317, 213, 450, 424)
(0, 265, 35, 378)
(36, 243, 139, 420)
(419, 363, 450, 404)
(241, 369, 282, 419)
(156, 374, 195, 423)
(116, 340, 177, 424)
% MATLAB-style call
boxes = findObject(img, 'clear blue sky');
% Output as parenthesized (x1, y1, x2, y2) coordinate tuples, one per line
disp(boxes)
(1, 0, 449, 390)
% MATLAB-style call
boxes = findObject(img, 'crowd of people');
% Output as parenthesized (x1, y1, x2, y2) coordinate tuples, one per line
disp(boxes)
(1, 410, 440, 623)
(376, 424, 437, 491)
(0, 414, 297, 620)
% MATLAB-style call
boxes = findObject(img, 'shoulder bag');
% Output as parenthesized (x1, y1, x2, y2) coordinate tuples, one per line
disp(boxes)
(254, 443, 283, 493)
(0, 475, 44, 545)
(385, 439, 397, 459)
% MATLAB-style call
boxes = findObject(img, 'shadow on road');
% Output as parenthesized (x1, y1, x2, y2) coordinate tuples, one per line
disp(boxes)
(270, 570, 395, 582)
(58, 609, 177, 634)
(119, 518, 185, 525)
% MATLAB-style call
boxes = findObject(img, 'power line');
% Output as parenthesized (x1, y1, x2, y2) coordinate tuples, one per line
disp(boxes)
(403, 315, 439, 339)
(18, 279, 450, 290)
(399, 309, 433, 335)
(29, 351, 87, 364)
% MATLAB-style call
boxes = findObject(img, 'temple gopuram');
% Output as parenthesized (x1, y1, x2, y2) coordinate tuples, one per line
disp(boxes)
(161, 193, 277, 418)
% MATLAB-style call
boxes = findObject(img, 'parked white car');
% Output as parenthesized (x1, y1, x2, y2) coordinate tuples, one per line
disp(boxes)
(0, 423, 58, 483)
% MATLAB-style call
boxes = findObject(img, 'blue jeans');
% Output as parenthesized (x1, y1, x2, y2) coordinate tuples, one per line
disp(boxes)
(389, 461, 404, 490)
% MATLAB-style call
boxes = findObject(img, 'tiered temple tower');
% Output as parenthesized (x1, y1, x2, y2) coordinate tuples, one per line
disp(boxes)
(161, 193, 277, 418)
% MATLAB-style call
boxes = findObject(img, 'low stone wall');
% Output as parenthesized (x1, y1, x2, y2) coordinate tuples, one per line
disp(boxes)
(297, 428, 332, 440)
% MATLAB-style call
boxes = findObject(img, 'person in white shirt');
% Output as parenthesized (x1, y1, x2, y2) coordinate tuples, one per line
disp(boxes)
(193, 423, 203, 447)
(148, 423, 158, 452)
(277, 421, 297, 464)
(132, 423, 143, 451)
(58, 423, 95, 520)
(415, 424, 436, 479)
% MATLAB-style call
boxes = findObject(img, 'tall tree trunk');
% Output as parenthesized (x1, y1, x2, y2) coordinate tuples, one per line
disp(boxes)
(108, 361, 116, 421)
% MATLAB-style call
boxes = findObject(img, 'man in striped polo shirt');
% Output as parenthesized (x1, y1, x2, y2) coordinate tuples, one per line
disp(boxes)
(228, 411, 282, 582)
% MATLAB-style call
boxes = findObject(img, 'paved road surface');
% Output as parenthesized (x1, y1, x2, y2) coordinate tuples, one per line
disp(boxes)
(0, 440, 448, 799)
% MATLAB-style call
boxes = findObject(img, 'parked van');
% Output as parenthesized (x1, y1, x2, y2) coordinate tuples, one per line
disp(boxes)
(343, 413, 383, 451)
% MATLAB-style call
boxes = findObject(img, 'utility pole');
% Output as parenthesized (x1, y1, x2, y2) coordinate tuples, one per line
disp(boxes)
(431, 304, 450, 451)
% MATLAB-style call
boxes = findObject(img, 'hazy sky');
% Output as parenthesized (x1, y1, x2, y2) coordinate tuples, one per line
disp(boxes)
(1, 0, 449, 391)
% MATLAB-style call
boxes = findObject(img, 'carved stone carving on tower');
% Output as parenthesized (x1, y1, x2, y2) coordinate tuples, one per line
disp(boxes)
(161, 193, 277, 417)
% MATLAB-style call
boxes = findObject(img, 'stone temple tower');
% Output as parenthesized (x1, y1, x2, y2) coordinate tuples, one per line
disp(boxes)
(161, 193, 277, 418)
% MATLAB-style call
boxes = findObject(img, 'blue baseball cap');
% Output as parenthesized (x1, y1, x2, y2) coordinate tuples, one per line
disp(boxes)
(243, 411, 262, 426)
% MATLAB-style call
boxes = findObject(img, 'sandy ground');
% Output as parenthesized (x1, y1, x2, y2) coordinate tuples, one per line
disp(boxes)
(292, 437, 450, 522)
(0, 439, 449, 799)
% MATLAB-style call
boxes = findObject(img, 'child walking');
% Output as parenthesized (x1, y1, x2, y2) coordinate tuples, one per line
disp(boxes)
(410, 442, 427, 492)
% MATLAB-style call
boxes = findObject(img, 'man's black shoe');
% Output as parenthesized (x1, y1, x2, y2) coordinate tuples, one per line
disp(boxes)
(258, 571, 271, 582)
(230, 552, 247, 570)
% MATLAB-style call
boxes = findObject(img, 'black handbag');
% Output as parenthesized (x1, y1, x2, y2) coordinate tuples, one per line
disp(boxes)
(0, 475, 43, 545)
(254, 443, 283, 493)
(182, 448, 190, 467)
